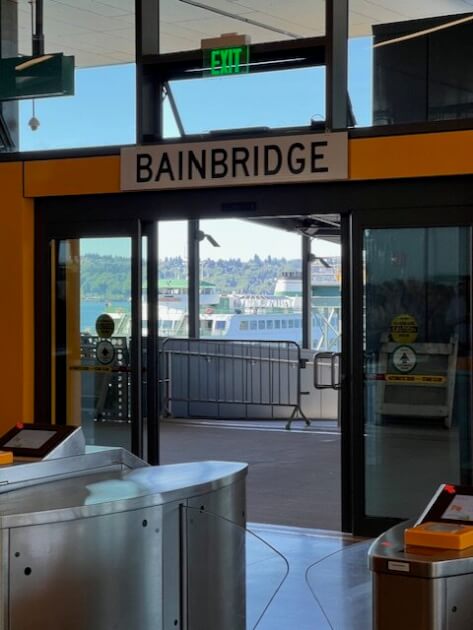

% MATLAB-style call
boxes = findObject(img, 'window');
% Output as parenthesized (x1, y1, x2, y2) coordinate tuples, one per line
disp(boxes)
(267, 320, 273, 329)
(240, 321, 249, 331)
(282, 320, 287, 329)
(289, 320, 294, 328)
(215, 321, 226, 330)
(275, 320, 281, 329)
(258, 321, 266, 330)
(250, 321, 257, 330)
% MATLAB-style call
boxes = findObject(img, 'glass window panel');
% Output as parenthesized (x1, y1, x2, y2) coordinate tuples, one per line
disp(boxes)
(349, 1, 473, 126)
(57, 237, 133, 450)
(167, 66, 325, 136)
(18, 64, 135, 151)
(311, 237, 341, 352)
(363, 226, 472, 520)
(159, 221, 189, 337)
(160, 0, 326, 54)
(198, 218, 301, 343)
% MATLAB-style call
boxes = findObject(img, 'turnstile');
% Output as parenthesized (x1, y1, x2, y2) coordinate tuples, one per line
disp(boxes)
(0, 425, 247, 630)
(369, 519, 473, 630)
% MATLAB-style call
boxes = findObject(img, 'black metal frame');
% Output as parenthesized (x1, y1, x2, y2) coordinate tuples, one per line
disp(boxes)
(351, 206, 473, 537)
(135, 0, 348, 142)
(35, 219, 147, 460)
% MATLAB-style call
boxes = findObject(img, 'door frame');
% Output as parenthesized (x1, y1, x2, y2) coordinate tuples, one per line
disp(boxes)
(35, 219, 151, 460)
(351, 206, 473, 537)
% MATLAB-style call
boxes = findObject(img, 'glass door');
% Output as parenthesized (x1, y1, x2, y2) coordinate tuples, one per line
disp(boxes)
(352, 210, 473, 536)
(45, 221, 149, 458)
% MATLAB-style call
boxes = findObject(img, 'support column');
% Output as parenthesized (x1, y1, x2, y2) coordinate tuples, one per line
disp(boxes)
(325, 0, 348, 130)
(136, 0, 162, 143)
(302, 236, 312, 350)
(188, 220, 200, 338)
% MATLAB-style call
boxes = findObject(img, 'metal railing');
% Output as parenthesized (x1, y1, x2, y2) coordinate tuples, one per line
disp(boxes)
(161, 338, 310, 429)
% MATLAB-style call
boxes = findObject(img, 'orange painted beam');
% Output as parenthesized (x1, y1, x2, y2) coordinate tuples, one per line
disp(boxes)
(25, 155, 120, 197)
(0, 162, 34, 431)
(350, 130, 473, 180)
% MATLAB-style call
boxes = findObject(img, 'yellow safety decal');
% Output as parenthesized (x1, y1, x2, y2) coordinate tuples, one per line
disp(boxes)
(69, 365, 113, 373)
(390, 314, 418, 343)
(385, 374, 446, 384)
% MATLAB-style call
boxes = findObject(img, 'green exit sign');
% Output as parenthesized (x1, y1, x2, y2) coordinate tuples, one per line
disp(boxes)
(204, 46, 250, 77)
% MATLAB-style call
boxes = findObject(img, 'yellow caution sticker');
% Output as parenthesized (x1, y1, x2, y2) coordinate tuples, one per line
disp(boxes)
(69, 365, 113, 373)
(385, 374, 446, 384)
(390, 314, 418, 343)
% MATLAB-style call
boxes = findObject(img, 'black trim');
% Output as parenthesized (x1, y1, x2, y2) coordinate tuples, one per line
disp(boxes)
(340, 212, 352, 533)
(1, 118, 473, 163)
(188, 219, 200, 338)
(131, 220, 143, 457)
(145, 221, 159, 465)
(302, 236, 311, 349)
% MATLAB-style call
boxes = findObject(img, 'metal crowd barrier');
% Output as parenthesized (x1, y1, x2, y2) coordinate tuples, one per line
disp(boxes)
(160, 338, 310, 429)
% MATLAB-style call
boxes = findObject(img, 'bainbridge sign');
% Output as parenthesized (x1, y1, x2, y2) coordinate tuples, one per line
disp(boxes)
(120, 132, 348, 191)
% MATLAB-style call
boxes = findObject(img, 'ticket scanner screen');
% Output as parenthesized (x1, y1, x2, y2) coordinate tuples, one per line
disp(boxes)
(0, 423, 77, 459)
(418, 484, 473, 526)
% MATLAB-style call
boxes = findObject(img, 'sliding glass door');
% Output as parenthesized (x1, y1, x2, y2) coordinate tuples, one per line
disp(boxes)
(352, 210, 473, 536)
(40, 221, 151, 459)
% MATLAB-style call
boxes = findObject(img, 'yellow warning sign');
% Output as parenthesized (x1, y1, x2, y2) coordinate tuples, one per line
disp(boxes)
(70, 365, 112, 373)
(390, 314, 418, 344)
(386, 374, 446, 385)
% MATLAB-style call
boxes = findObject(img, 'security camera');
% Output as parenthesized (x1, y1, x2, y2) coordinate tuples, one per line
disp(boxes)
(28, 116, 40, 131)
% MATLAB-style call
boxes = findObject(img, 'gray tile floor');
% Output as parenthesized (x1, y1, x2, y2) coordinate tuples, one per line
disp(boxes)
(247, 524, 372, 629)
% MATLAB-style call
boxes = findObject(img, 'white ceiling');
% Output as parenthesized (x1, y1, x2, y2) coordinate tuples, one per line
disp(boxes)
(15, 0, 473, 68)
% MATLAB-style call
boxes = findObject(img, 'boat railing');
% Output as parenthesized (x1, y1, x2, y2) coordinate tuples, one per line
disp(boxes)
(160, 338, 311, 429)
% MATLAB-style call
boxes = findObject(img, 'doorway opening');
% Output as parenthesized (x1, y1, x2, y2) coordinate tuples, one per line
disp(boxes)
(51, 214, 345, 531)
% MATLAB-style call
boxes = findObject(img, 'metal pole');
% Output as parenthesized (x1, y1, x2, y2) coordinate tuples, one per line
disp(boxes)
(146, 221, 159, 465)
(131, 220, 143, 457)
(188, 219, 200, 338)
(32, 0, 45, 56)
(302, 235, 312, 349)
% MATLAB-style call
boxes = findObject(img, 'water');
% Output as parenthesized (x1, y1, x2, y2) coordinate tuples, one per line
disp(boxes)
(81, 301, 130, 333)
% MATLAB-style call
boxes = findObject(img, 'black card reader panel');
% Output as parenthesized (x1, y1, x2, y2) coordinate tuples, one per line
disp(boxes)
(0, 423, 77, 458)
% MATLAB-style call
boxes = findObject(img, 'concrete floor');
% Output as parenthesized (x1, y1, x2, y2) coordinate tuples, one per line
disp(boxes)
(242, 524, 371, 629)
(160, 419, 342, 530)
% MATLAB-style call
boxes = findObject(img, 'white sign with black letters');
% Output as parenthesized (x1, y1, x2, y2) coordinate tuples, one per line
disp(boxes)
(120, 132, 348, 191)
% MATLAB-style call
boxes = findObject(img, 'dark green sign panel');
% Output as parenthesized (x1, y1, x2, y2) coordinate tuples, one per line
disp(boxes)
(0, 53, 74, 101)
(204, 46, 250, 77)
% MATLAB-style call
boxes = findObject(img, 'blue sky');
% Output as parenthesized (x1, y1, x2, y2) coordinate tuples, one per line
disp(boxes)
(20, 36, 372, 150)
(21, 37, 372, 259)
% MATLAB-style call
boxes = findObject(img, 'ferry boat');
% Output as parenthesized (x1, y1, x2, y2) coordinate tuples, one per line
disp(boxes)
(104, 259, 341, 350)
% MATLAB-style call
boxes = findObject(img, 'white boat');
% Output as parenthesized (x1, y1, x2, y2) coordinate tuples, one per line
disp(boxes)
(105, 259, 341, 350)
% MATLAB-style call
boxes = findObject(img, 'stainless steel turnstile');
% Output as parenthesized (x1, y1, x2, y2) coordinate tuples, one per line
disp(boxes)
(0, 431, 247, 630)
(369, 520, 473, 630)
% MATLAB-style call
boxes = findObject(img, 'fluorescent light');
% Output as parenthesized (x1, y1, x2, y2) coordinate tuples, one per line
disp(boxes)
(15, 55, 54, 71)
(374, 14, 473, 48)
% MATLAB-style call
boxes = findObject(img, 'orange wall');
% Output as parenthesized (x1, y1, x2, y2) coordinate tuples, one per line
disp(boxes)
(0, 163, 34, 432)
(23, 130, 473, 198)
(0, 128, 471, 435)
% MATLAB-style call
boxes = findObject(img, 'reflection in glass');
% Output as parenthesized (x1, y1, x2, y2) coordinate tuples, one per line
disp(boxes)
(363, 227, 472, 519)
(184, 506, 288, 629)
(168, 67, 325, 135)
(158, 221, 189, 338)
(56, 237, 133, 450)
